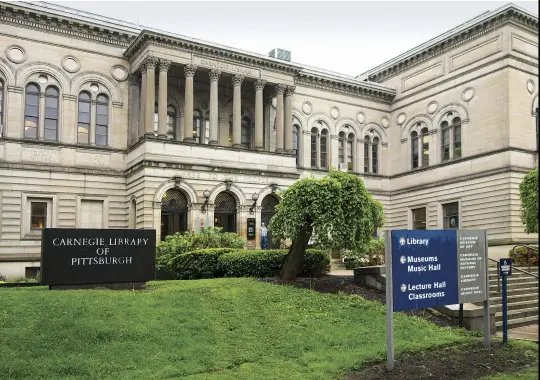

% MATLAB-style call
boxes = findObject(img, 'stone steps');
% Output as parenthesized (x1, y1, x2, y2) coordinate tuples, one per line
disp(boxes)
(494, 306, 538, 322)
(496, 315, 539, 329)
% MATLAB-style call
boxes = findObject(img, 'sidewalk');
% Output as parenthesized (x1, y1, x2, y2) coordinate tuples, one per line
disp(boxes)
(496, 324, 538, 342)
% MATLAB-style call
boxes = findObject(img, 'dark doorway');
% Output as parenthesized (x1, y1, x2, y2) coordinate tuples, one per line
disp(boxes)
(261, 194, 280, 248)
(161, 189, 188, 241)
(214, 192, 237, 233)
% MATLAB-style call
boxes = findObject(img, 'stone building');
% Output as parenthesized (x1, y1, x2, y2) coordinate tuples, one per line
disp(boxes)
(0, 2, 537, 278)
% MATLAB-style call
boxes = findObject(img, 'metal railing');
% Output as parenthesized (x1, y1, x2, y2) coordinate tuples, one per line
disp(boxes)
(488, 252, 538, 292)
(511, 244, 538, 273)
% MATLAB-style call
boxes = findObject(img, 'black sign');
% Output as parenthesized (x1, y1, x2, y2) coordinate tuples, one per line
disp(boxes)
(499, 258, 512, 276)
(40, 228, 156, 286)
(247, 218, 256, 240)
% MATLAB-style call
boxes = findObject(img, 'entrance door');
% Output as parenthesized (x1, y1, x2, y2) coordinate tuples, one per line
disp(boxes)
(214, 192, 236, 233)
(261, 194, 279, 248)
(161, 189, 188, 240)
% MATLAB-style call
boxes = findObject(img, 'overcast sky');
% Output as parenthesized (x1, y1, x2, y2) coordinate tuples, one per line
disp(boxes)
(49, 1, 538, 77)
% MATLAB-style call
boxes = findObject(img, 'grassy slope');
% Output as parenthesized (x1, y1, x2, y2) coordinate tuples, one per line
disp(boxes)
(1, 278, 471, 380)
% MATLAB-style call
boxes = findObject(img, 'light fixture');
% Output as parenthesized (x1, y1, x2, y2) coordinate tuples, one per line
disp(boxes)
(249, 192, 259, 215)
(201, 189, 211, 213)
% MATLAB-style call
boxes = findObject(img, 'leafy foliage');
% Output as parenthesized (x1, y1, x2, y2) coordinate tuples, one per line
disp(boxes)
(219, 249, 329, 278)
(169, 248, 236, 279)
(270, 169, 385, 254)
(343, 238, 386, 269)
(0, 273, 7, 282)
(156, 227, 245, 273)
(519, 168, 538, 234)
(509, 246, 538, 267)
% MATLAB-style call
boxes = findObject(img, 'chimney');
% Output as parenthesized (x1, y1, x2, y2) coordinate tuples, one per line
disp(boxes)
(268, 48, 291, 62)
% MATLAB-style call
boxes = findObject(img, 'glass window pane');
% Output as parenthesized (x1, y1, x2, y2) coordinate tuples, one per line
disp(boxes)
(79, 92, 90, 101)
(45, 118, 57, 129)
(45, 97, 58, 108)
(78, 131, 89, 144)
(96, 135, 107, 146)
(96, 104, 108, 116)
(79, 112, 90, 124)
(24, 124, 37, 139)
(79, 101, 90, 113)
(26, 93, 39, 106)
(44, 128, 57, 141)
(25, 104, 38, 117)
(412, 208, 427, 230)
(46, 87, 58, 96)
(45, 107, 58, 119)
(96, 125, 107, 136)
(96, 114, 108, 126)
(97, 94, 108, 103)
(26, 84, 39, 93)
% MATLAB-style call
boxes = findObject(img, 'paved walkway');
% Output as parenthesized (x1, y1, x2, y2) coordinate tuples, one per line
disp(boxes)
(496, 324, 538, 342)
(328, 269, 354, 276)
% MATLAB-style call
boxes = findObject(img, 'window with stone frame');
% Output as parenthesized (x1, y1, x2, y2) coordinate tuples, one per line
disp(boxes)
(412, 207, 427, 230)
(0, 79, 4, 137)
(338, 131, 346, 164)
(95, 94, 109, 146)
(421, 127, 429, 167)
(77, 91, 91, 144)
(30, 202, 47, 230)
(44, 86, 59, 141)
(320, 129, 328, 169)
(347, 132, 354, 171)
(364, 136, 370, 173)
(310, 127, 317, 168)
(372, 136, 379, 174)
(411, 131, 419, 169)
(292, 125, 300, 166)
(443, 202, 459, 229)
(24, 83, 40, 139)
(440, 111, 462, 162)
(167, 106, 176, 140)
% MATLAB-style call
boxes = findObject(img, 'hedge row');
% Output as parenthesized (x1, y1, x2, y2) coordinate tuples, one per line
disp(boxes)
(167, 248, 330, 280)
(509, 246, 538, 267)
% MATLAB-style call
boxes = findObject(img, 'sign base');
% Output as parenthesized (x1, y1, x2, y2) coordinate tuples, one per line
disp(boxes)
(49, 282, 148, 291)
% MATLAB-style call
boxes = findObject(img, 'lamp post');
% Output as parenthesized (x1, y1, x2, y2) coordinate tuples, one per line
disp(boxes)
(201, 189, 210, 213)
(249, 192, 259, 215)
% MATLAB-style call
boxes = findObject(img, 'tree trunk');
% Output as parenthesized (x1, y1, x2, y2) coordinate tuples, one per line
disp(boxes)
(280, 223, 312, 282)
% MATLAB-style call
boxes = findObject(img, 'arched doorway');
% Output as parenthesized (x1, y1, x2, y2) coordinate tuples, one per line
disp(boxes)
(261, 194, 280, 248)
(161, 189, 188, 240)
(214, 192, 237, 233)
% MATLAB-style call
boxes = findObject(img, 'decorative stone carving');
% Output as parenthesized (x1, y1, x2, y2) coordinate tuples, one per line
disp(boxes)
(527, 79, 535, 94)
(232, 75, 244, 86)
(285, 86, 296, 96)
(61, 55, 80, 73)
(330, 107, 340, 119)
(158, 59, 171, 72)
(254, 79, 266, 91)
(381, 116, 389, 128)
(144, 56, 158, 69)
(184, 64, 197, 77)
(225, 179, 233, 190)
(5, 44, 27, 64)
(128, 73, 141, 86)
(302, 101, 312, 115)
(396, 113, 406, 125)
(356, 112, 366, 124)
(276, 84, 286, 95)
(38, 74, 48, 84)
(90, 83, 99, 93)
(209, 70, 221, 82)
(462, 87, 475, 102)
(427, 101, 438, 114)
(111, 65, 129, 81)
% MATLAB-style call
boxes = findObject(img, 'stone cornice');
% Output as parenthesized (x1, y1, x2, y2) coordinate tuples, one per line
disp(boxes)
(295, 73, 396, 104)
(0, 2, 137, 47)
(361, 6, 539, 83)
(124, 30, 304, 76)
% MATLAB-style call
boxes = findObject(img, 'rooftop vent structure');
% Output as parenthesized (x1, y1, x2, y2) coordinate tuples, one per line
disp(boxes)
(268, 48, 291, 62)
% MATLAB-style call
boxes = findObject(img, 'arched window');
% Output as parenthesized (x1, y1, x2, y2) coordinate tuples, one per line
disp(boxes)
(320, 129, 328, 169)
(24, 83, 40, 139)
(241, 116, 251, 149)
(411, 131, 419, 169)
(347, 133, 354, 171)
(44, 86, 59, 141)
(193, 109, 202, 142)
(167, 106, 176, 140)
(0, 80, 4, 137)
(440, 111, 462, 161)
(421, 127, 429, 167)
(453, 117, 462, 159)
(77, 92, 91, 144)
(364, 136, 370, 173)
(338, 131, 346, 164)
(310, 127, 317, 168)
(95, 94, 108, 146)
(372, 136, 379, 174)
(292, 125, 300, 165)
(441, 120, 450, 161)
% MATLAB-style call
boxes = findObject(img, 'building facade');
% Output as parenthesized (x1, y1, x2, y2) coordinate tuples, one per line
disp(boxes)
(0, 2, 538, 278)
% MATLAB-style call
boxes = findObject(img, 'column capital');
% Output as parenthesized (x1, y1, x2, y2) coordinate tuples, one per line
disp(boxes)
(232, 75, 244, 86)
(128, 73, 141, 86)
(158, 59, 171, 72)
(184, 64, 197, 78)
(285, 85, 296, 96)
(144, 56, 158, 69)
(209, 69, 221, 82)
(254, 79, 266, 91)
(276, 84, 286, 96)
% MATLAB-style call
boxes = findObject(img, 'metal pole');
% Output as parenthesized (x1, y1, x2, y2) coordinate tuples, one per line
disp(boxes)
(385, 230, 394, 371)
(528, 249, 531, 273)
(497, 262, 500, 292)
(483, 230, 491, 348)
(458, 304, 463, 327)
(502, 275, 508, 344)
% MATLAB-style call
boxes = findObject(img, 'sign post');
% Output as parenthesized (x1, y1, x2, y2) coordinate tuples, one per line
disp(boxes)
(385, 229, 490, 370)
(499, 258, 512, 344)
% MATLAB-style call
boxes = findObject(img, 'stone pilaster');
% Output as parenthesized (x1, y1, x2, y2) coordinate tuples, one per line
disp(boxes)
(254, 79, 266, 150)
(183, 64, 197, 142)
(209, 70, 221, 145)
(284, 85, 295, 153)
(232, 75, 244, 148)
(275, 84, 286, 152)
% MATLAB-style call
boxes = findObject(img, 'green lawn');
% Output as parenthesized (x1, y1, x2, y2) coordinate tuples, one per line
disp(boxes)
(0, 278, 482, 379)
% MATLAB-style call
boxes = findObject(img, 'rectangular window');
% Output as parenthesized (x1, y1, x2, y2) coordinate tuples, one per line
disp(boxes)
(338, 140, 344, 164)
(443, 202, 459, 229)
(320, 136, 327, 168)
(371, 144, 378, 174)
(364, 142, 369, 173)
(347, 140, 353, 170)
(412, 208, 427, 230)
(442, 128, 450, 161)
(25, 267, 40, 279)
(422, 134, 429, 167)
(80, 200, 104, 228)
(412, 137, 419, 169)
(30, 202, 47, 230)
(453, 125, 461, 159)
(310, 134, 317, 168)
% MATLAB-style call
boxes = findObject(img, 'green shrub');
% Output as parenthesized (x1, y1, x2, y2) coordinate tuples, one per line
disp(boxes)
(343, 238, 385, 269)
(219, 249, 329, 278)
(0, 273, 7, 282)
(168, 248, 236, 280)
(156, 227, 245, 275)
(509, 246, 538, 267)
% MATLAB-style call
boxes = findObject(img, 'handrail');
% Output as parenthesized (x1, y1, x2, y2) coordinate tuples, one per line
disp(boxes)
(488, 257, 539, 292)
(511, 244, 538, 273)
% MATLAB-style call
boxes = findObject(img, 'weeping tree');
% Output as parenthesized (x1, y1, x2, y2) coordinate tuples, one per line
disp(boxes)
(519, 168, 538, 234)
(270, 169, 385, 281)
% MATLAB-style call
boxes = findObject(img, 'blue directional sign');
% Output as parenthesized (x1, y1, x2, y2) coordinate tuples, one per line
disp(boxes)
(499, 258, 512, 276)
(391, 230, 460, 311)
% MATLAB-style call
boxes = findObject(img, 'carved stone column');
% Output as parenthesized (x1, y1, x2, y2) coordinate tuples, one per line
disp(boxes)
(254, 79, 266, 150)
(183, 64, 197, 142)
(209, 70, 221, 145)
(144, 56, 158, 136)
(128, 74, 141, 144)
(232, 75, 244, 148)
(284, 85, 295, 153)
(157, 59, 171, 139)
(138, 64, 146, 139)
(275, 84, 286, 152)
